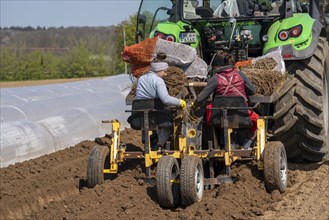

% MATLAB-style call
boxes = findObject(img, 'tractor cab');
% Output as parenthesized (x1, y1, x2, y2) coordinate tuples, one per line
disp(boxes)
(136, 0, 321, 63)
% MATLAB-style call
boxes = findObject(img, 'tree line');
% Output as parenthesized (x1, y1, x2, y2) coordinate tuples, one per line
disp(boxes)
(0, 6, 328, 82)
(0, 16, 137, 81)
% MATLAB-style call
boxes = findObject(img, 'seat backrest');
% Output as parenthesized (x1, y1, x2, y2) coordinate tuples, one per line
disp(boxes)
(196, 7, 214, 18)
(127, 99, 165, 130)
(210, 95, 252, 128)
(131, 98, 164, 111)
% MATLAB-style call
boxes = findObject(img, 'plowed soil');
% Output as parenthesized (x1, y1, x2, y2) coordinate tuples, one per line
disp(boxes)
(0, 77, 102, 88)
(1, 128, 328, 220)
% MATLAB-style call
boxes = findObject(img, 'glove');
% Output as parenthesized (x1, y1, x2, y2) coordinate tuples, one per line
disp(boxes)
(179, 100, 186, 109)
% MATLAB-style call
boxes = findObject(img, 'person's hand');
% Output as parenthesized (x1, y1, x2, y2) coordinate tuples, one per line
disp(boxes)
(180, 100, 186, 109)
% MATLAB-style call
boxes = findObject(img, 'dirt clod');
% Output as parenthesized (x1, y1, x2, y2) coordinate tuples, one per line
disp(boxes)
(271, 190, 283, 202)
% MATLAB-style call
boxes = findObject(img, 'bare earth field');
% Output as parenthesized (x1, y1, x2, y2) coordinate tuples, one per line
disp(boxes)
(1, 79, 328, 219)
(0, 128, 328, 220)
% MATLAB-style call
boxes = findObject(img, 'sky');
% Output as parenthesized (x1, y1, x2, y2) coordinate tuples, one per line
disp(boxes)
(0, 0, 141, 28)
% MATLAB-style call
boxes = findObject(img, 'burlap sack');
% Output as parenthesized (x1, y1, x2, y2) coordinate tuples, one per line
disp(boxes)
(154, 38, 197, 66)
(122, 38, 203, 78)
(181, 57, 208, 79)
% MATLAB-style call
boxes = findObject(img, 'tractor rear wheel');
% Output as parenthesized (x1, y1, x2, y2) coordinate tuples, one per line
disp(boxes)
(180, 155, 204, 206)
(156, 156, 180, 208)
(263, 141, 288, 193)
(87, 145, 110, 188)
(272, 37, 329, 161)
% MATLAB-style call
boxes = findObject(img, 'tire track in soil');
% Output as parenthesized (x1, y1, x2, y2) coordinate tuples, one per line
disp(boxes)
(0, 129, 328, 220)
(263, 161, 329, 220)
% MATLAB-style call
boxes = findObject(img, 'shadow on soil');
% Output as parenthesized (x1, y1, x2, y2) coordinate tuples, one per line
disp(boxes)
(288, 159, 328, 172)
(146, 181, 158, 204)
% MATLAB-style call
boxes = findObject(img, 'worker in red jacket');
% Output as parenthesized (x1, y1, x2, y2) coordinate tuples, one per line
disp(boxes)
(192, 51, 259, 133)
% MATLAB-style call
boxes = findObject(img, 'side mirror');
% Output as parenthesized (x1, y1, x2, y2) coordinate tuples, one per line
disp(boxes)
(138, 14, 146, 24)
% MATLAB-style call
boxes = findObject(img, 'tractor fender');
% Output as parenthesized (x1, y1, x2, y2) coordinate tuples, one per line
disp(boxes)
(281, 19, 323, 60)
(266, 19, 323, 60)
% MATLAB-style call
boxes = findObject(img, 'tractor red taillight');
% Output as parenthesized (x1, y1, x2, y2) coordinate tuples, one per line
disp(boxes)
(282, 54, 293, 58)
(278, 25, 302, 41)
(166, 35, 175, 42)
(154, 32, 166, 39)
(278, 31, 289, 41)
(290, 25, 302, 38)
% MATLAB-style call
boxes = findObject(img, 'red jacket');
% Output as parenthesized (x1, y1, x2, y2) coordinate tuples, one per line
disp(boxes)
(216, 68, 247, 102)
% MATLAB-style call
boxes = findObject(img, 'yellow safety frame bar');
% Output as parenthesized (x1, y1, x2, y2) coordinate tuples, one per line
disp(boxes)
(103, 120, 121, 174)
(105, 118, 267, 174)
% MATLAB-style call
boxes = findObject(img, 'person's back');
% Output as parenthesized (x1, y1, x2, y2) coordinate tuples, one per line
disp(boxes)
(136, 68, 181, 106)
(133, 59, 186, 149)
(193, 52, 255, 109)
(136, 71, 162, 100)
(216, 67, 248, 102)
(191, 51, 258, 132)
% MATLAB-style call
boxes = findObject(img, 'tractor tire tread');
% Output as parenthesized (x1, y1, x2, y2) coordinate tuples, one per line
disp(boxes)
(272, 37, 329, 161)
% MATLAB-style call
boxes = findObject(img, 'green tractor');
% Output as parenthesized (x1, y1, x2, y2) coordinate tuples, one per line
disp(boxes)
(135, 0, 329, 162)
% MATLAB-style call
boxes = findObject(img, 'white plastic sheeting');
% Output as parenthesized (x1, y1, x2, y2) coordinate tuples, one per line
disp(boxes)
(0, 74, 132, 168)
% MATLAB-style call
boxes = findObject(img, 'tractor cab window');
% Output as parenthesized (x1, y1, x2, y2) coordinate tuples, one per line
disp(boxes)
(137, 0, 174, 41)
(183, 0, 202, 19)
(213, 0, 240, 17)
(183, 0, 283, 19)
(183, 0, 241, 19)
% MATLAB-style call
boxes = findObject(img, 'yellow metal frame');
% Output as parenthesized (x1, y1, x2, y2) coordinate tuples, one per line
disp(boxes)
(105, 118, 267, 174)
(103, 120, 121, 174)
(256, 118, 266, 170)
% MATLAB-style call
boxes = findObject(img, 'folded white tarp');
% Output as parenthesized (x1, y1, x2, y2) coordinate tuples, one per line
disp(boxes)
(0, 74, 132, 168)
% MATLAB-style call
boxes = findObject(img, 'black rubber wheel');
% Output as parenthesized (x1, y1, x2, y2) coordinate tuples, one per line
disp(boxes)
(263, 141, 288, 193)
(180, 155, 204, 206)
(87, 145, 110, 188)
(156, 156, 180, 208)
(272, 37, 329, 161)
